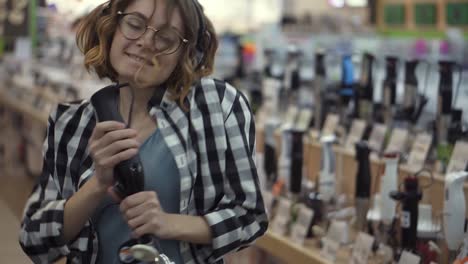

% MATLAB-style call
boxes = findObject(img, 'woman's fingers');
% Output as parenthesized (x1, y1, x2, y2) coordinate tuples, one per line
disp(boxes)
(90, 121, 126, 141)
(90, 128, 138, 155)
(127, 212, 148, 230)
(89, 121, 138, 189)
(120, 192, 158, 212)
(97, 148, 139, 168)
(130, 217, 160, 239)
(124, 199, 160, 220)
(99, 128, 138, 148)
(94, 138, 140, 163)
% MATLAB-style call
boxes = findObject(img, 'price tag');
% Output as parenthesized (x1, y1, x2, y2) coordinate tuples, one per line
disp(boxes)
(368, 124, 387, 154)
(350, 232, 375, 264)
(14, 37, 32, 61)
(378, 244, 394, 264)
(290, 205, 314, 245)
(407, 133, 432, 171)
(290, 225, 307, 246)
(264, 119, 281, 147)
(261, 191, 274, 218)
(282, 106, 299, 129)
(326, 220, 349, 244)
(345, 119, 367, 152)
(295, 109, 313, 132)
(447, 141, 468, 173)
(385, 128, 409, 153)
(321, 237, 340, 262)
(278, 131, 292, 187)
(262, 78, 281, 116)
(271, 198, 291, 236)
(322, 114, 339, 136)
(398, 250, 421, 264)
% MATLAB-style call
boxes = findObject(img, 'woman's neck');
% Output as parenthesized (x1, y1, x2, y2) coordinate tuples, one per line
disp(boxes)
(119, 84, 156, 124)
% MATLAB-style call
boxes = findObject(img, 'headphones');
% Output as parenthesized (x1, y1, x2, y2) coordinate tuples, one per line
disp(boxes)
(104, 0, 209, 70)
(192, 0, 209, 70)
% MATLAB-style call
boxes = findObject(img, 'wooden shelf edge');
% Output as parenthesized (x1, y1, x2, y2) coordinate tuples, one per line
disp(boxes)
(255, 230, 330, 264)
(0, 89, 49, 124)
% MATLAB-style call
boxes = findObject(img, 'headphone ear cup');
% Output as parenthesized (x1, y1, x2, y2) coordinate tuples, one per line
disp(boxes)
(195, 50, 204, 68)
(195, 30, 211, 70)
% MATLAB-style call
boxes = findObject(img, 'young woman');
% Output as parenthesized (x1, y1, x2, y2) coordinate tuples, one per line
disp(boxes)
(19, 0, 268, 263)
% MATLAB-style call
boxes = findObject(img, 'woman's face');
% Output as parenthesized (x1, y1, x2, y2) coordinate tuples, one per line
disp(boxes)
(110, 0, 185, 87)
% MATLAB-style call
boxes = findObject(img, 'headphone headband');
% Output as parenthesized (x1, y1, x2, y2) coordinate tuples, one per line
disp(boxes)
(193, 0, 205, 49)
(192, 0, 208, 70)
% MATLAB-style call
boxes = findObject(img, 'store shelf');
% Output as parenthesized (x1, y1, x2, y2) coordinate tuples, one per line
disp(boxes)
(0, 88, 48, 124)
(256, 230, 331, 264)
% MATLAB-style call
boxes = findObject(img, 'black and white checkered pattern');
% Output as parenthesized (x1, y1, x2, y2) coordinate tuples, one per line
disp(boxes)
(19, 78, 268, 264)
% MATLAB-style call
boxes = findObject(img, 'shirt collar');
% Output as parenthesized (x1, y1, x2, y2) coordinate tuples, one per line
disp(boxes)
(147, 84, 176, 111)
(148, 83, 195, 113)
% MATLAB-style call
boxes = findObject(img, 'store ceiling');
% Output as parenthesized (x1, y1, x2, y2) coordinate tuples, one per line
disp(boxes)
(46, 0, 282, 33)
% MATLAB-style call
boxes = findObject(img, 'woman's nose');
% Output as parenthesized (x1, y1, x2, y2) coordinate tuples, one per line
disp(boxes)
(135, 28, 155, 50)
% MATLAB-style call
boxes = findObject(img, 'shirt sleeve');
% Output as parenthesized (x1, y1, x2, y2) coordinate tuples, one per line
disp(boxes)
(18, 107, 96, 264)
(201, 89, 269, 262)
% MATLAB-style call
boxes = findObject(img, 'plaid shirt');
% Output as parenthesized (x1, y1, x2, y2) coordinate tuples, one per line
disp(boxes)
(19, 78, 268, 264)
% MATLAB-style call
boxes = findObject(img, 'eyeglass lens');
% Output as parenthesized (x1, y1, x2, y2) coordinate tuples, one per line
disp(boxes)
(120, 14, 182, 54)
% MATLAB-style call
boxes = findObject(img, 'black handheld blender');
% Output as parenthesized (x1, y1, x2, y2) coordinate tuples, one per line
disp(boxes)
(339, 53, 360, 130)
(389, 173, 424, 252)
(435, 61, 467, 145)
(389, 169, 441, 264)
(354, 141, 372, 231)
(396, 60, 429, 128)
(314, 51, 327, 131)
(381, 56, 399, 125)
(436, 61, 465, 145)
(436, 61, 456, 146)
(289, 129, 305, 197)
(262, 50, 283, 189)
(372, 56, 399, 125)
(358, 52, 376, 123)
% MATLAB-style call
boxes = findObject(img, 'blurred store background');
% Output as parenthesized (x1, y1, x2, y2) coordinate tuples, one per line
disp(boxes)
(1, 0, 468, 263)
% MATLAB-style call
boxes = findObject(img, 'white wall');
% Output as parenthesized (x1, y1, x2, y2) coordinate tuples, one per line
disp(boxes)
(199, 0, 283, 33)
(46, 0, 368, 32)
(287, 0, 368, 23)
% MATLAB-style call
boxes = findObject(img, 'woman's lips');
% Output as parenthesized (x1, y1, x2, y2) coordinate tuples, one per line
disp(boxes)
(125, 52, 154, 66)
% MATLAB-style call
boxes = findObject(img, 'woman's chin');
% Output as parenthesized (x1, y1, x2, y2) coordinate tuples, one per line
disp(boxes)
(117, 68, 163, 88)
(126, 78, 161, 89)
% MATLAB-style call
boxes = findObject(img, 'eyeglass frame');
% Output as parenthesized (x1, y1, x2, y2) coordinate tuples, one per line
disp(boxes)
(116, 11, 189, 55)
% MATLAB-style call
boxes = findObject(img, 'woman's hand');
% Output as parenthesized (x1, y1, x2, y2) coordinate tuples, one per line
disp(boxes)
(88, 121, 140, 190)
(120, 191, 174, 239)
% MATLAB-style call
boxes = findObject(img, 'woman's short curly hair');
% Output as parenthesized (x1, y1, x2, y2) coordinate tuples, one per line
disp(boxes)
(76, 0, 218, 108)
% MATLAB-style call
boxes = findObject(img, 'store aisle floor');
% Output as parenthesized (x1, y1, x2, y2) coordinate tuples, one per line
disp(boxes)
(0, 165, 35, 263)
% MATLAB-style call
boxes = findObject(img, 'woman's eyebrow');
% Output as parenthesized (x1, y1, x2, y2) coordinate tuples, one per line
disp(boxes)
(126, 10, 182, 32)
(126, 11, 150, 21)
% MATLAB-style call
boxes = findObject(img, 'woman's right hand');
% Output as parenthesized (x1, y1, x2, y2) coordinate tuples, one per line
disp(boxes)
(89, 121, 140, 190)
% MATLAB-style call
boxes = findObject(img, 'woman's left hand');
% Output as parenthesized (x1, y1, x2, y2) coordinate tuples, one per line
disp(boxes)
(119, 191, 173, 239)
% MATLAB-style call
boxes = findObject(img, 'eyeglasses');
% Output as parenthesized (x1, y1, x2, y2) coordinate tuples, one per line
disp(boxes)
(117, 11, 189, 55)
